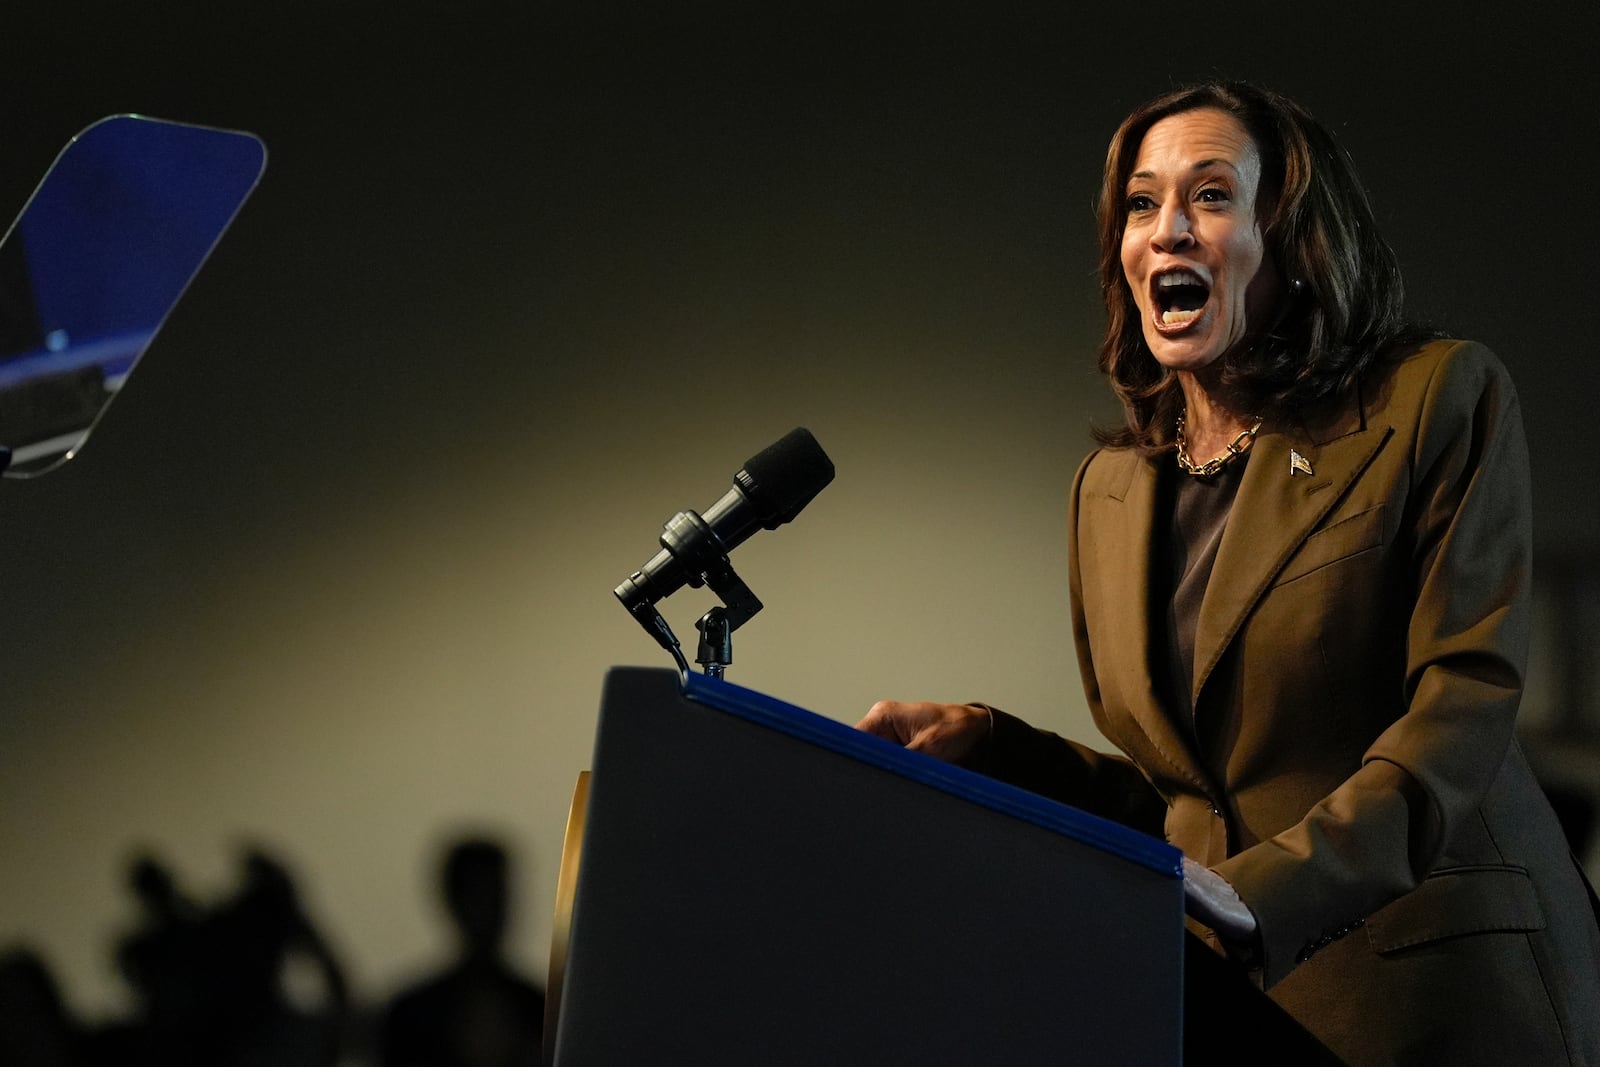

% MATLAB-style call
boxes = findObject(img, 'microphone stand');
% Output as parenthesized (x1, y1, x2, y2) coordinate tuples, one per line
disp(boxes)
(695, 607, 734, 679)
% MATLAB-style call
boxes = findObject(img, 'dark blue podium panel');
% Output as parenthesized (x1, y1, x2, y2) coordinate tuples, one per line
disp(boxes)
(552, 668, 1184, 1065)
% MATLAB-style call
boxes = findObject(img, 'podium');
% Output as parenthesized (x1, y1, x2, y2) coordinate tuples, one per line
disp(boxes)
(546, 667, 1191, 1064)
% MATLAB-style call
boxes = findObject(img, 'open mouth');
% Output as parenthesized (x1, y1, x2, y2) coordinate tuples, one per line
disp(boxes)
(1154, 268, 1210, 329)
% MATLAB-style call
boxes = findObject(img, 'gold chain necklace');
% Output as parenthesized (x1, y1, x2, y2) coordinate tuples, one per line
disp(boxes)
(1174, 409, 1263, 477)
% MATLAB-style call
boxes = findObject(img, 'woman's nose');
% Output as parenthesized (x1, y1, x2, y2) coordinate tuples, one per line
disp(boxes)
(1152, 203, 1194, 251)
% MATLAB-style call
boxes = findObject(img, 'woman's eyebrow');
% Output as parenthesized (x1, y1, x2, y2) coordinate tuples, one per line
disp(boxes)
(1128, 159, 1240, 183)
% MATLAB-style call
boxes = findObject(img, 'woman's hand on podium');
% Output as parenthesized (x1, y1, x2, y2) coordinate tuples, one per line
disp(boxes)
(855, 701, 991, 764)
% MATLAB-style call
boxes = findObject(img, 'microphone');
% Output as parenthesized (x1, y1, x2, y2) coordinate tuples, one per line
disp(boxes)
(614, 427, 834, 627)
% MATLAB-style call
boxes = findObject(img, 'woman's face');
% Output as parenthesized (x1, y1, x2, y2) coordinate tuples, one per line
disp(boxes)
(1119, 107, 1281, 378)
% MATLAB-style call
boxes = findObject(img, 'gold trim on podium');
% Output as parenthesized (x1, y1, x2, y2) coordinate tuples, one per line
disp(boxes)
(543, 770, 590, 1066)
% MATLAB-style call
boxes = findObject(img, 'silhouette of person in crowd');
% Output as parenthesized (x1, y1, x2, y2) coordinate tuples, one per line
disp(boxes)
(0, 946, 86, 1067)
(104, 853, 207, 1064)
(98, 846, 347, 1067)
(379, 837, 545, 1067)
(205, 848, 348, 1066)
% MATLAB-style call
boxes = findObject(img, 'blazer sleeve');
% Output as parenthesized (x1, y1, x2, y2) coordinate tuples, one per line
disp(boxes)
(975, 449, 1169, 838)
(977, 706, 1168, 835)
(1214, 341, 1534, 987)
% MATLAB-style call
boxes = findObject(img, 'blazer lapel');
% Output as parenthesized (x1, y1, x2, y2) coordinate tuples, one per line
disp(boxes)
(1090, 450, 1216, 792)
(1191, 395, 1389, 707)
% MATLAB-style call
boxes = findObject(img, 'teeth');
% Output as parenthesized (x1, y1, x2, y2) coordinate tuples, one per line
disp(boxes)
(1158, 269, 1204, 288)
(1160, 307, 1203, 326)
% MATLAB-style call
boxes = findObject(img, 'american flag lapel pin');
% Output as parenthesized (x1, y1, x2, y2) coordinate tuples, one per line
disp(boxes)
(1290, 450, 1314, 476)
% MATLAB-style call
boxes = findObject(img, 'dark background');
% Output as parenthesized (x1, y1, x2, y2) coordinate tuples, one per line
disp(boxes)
(2, 0, 1596, 1034)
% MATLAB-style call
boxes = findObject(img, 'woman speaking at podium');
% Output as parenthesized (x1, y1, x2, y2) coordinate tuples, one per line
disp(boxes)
(859, 82, 1600, 1066)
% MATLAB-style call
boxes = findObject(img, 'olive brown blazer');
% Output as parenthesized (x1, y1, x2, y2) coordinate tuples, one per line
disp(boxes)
(985, 339, 1600, 1065)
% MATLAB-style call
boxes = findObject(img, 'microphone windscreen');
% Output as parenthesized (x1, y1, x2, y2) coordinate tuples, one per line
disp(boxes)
(736, 427, 835, 529)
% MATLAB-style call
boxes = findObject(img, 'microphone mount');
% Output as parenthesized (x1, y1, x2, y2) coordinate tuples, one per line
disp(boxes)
(618, 507, 764, 680)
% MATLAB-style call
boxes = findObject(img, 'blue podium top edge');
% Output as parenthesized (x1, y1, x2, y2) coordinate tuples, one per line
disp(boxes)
(680, 670, 1181, 879)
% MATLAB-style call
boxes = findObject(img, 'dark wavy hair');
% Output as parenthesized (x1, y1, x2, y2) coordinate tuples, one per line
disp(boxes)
(1095, 82, 1427, 450)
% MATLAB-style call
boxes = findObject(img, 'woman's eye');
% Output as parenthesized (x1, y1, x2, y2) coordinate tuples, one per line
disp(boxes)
(1126, 193, 1154, 213)
(1196, 186, 1230, 204)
